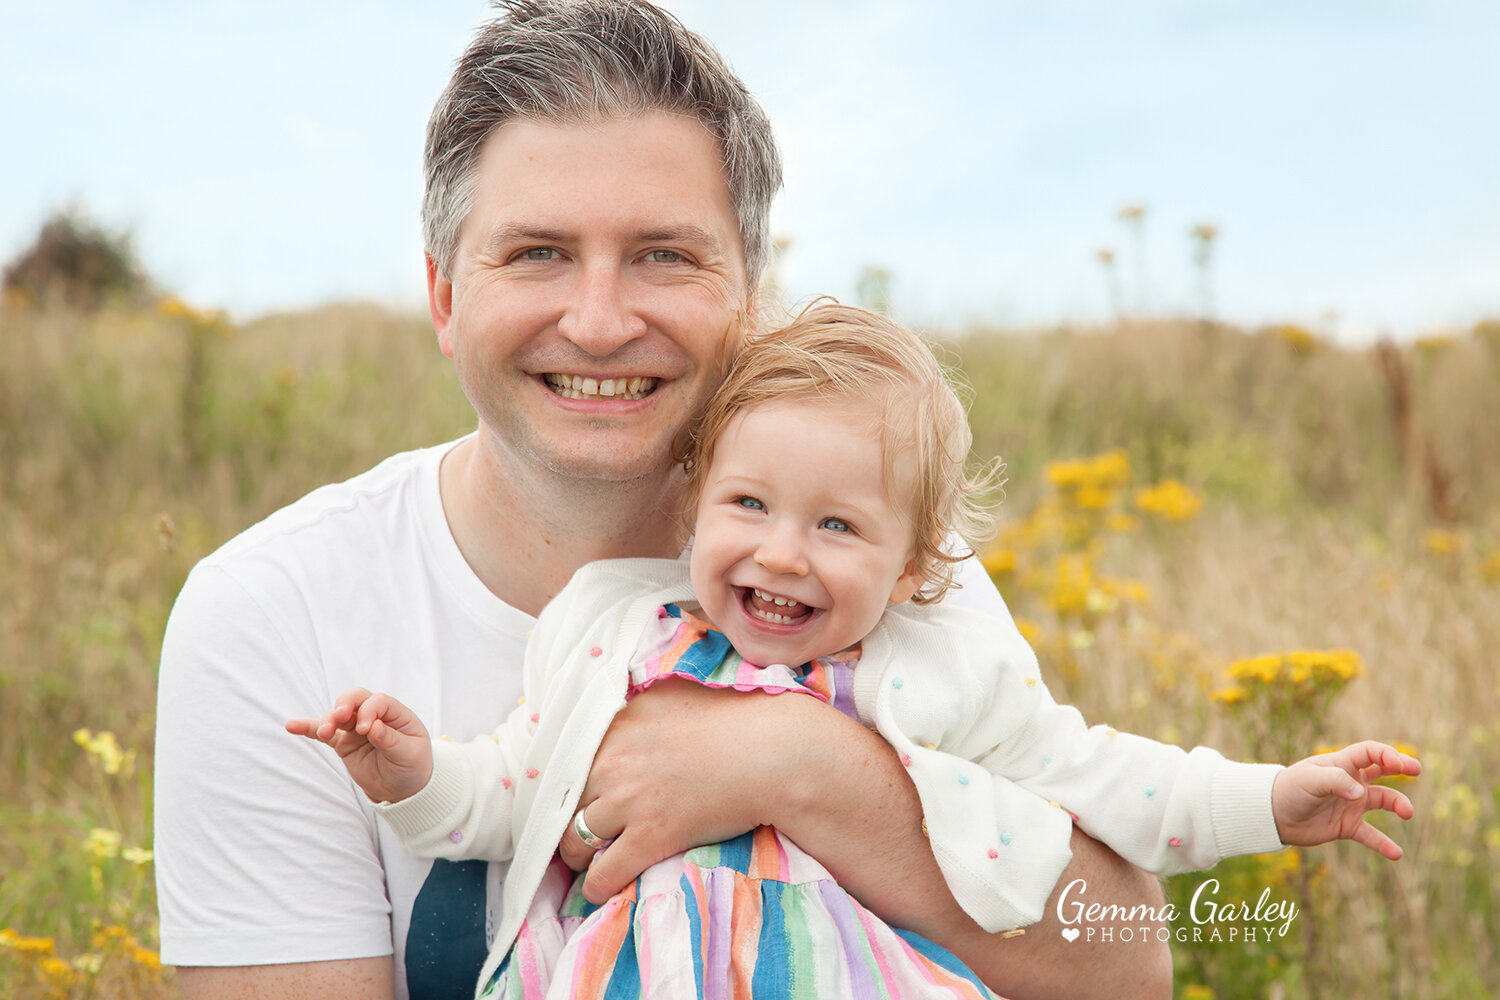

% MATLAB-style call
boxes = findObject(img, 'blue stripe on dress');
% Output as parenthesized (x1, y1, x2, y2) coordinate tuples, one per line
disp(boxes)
(754, 877, 791, 997)
(893, 927, 996, 993)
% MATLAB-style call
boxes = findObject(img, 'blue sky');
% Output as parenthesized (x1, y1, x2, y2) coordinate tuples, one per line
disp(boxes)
(3, 0, 1497, 342)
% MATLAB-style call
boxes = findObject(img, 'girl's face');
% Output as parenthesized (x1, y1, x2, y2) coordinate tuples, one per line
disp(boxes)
(689, 398, 922, 667)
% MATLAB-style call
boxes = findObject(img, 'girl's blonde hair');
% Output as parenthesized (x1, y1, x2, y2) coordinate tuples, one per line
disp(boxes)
(678, 300, 1002, 604)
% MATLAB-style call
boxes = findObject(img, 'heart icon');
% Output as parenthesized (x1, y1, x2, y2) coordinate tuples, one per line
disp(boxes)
(1061, 927, 1080, 942)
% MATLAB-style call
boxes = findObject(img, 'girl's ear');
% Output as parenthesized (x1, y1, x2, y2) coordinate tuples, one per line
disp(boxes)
(887, 555, 922, 605)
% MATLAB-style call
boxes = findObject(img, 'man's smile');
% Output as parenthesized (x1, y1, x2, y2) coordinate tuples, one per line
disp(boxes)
(543, 373, 659, 400)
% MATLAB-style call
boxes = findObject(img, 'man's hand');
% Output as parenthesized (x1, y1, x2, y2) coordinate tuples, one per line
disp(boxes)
(1271, 740, 1421, 859)
(558, 678, 793, 899)
(285, 687, 434, 804)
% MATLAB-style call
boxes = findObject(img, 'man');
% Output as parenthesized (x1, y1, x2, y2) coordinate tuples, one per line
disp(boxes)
(154, 2, 1171, 998)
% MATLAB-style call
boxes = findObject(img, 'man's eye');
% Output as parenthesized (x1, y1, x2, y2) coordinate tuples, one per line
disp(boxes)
(735, 496, 765, 511)
(821, 517, 851, 533)
(519, 248, 559, 261)
(645, 250, 683, 264)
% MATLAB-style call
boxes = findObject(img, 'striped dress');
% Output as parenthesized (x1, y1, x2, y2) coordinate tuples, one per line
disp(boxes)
(480, 605, 1000, 1000)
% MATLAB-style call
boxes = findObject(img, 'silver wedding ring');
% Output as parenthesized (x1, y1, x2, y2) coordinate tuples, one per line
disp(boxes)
(572, 807, 614, 851)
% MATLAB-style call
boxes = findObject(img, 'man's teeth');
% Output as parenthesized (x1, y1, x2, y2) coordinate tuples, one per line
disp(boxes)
(545, 374, 657, 400)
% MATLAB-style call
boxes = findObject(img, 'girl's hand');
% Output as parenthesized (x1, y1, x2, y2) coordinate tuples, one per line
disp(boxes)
(1271, 740, 1421, 859)
(286, 687, 433, 804)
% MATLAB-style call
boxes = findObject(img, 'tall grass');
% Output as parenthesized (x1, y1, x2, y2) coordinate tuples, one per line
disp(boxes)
(1, 299, 1495, 997)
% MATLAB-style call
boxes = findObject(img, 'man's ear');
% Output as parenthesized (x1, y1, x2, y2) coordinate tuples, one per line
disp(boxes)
(888, 555, 922, 606)
(426, 253, 455, 359)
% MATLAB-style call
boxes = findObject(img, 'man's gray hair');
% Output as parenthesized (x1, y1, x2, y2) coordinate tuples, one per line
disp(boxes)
(423, 0, 782, 283)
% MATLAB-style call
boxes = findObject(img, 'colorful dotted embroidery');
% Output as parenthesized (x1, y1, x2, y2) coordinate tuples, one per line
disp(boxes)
(1105, 727, 1118, 738)
(987, 848, 999, 859)
(891, 677, 904, 689)
(958, 774, 970, 786)
(1145, 786, 1156, 797)
(1000, 831, 1013, 846)
(501, 777, 512, 790)
(590, 647, 603, 657)
(1024, 677, 1036, 688)
(924, 742, 936, 750)
(518, 697, 527, 706)
(1043, 753, 1054, 766)
(900, 754, 913, 767)
(1169, 837, 1182, 847)
(530, 713, 540, 724)
(449, 830, 463, 844)
(525, 768, 539, 779)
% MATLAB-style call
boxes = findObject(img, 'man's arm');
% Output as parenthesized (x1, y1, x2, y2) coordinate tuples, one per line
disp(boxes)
(567, 680, 1170, 1000)
(177, 958, 395, 1000)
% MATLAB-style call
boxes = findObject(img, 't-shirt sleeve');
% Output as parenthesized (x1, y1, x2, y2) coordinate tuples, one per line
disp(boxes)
(154, 564, 395, 967)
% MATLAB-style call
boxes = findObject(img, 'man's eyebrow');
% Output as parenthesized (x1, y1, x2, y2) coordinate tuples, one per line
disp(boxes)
(480, 224, 568, 258)
(479, 224, 727, 259)
(638, 226, 725, 255)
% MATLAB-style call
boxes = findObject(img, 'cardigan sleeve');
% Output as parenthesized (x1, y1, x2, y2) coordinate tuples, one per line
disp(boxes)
(371, 702, 534, 861)
(861, 603, 1283, 932)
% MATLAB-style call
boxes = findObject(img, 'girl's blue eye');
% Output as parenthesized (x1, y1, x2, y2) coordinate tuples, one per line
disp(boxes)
(736, 497, 764, 511)
(821, 517, 850, 533)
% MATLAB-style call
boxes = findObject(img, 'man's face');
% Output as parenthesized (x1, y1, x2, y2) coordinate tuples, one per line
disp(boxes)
(429, 112, 754, 485)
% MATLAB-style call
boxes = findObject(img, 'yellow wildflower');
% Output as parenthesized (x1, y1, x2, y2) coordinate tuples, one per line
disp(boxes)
(1273, 324, 1320, 354)
(83, 827, 122, 861)
(1133, 479, 1204, 521)
(1211, 686, 1247, 706)
(9, 934, 56, 955)
(1104, 511, 1139, 534)
(122, 845, 154, 866)
(1229, 654, 1282, 685)
(91, 924, 134, 949)
(981, 547, 1016, 576)
(130, 946, 163, 970)
(38, 956, 78, 987)
(1015, 618, 1042, 647)
(1423, 529, 1461, 555)
(73, 728, 135, 776)
(1181, 984, 1215, 1000)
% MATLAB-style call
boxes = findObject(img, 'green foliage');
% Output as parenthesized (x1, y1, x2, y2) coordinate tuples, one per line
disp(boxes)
(2, 209, 153, 312)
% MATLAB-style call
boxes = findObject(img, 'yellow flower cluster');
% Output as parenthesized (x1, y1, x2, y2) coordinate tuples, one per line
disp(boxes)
(1214, 649, 1363, 707)
(1046, 448, 1130, 498)
(1422, 529, 1461, 556)
(1273, 324, 1321, 354)
(1133, 479, 1204, 522)
(72, 728, 135, 777)
(1, 930, 56, 955)
(1, 924, 162, 992)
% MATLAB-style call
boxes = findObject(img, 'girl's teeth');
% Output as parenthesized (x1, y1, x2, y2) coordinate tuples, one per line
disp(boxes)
(754, 589, 801, 609)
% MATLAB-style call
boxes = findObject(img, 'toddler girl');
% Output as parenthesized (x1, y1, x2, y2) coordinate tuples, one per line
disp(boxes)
(290, 302, 1418, 999)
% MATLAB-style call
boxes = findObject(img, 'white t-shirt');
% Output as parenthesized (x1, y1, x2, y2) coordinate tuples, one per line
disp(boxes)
(153, 437, 1017, 998)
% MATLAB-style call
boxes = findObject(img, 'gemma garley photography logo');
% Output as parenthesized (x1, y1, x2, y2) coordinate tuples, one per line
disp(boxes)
(1056, 877, 1299, 944)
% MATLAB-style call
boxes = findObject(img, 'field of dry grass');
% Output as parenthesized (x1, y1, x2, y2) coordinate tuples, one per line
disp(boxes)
(1, 298, 1496, 998)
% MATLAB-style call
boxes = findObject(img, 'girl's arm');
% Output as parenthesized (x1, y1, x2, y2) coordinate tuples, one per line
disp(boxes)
(287, 687, 534, 862)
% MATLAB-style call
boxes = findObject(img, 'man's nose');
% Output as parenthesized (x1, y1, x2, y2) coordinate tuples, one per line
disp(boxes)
(753, 523, 809, 577)
(557, 264, 648, 357)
